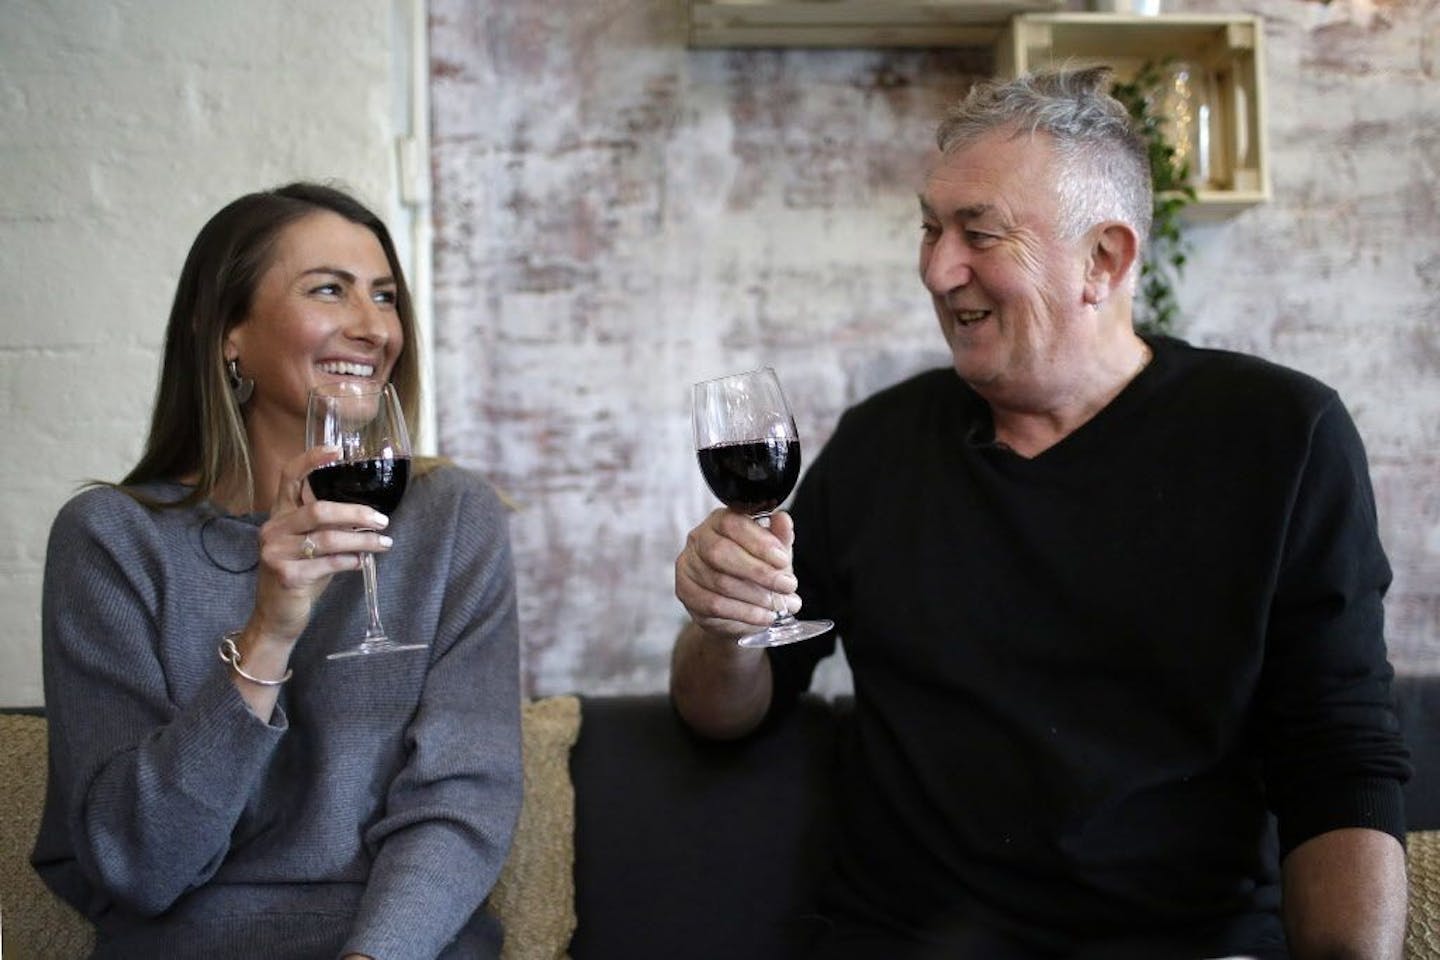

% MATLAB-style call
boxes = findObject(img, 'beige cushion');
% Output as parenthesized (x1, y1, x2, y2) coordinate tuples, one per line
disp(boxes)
(1409, 829, 1440, 960)
(0, 713, 94, 958)
(492, 696, 580, 960)
(0, 699, 581, 960)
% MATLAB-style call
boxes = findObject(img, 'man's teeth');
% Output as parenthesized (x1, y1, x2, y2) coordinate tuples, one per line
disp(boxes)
(318, 361, 375, 377)
(955, 310, 989, 325)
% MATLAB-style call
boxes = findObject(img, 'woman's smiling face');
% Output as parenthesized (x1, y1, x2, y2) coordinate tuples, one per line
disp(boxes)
(225, 210, 403, 458)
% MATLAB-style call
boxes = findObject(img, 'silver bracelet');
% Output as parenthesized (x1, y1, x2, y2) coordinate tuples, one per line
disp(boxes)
(218, 631, 293, 686)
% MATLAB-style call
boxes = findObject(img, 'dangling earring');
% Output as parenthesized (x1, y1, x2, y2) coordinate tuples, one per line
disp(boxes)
(227, 358, 254, 405)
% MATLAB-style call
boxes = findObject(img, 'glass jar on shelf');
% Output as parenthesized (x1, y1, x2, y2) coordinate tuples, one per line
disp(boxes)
(1148, 60, 1227, 191)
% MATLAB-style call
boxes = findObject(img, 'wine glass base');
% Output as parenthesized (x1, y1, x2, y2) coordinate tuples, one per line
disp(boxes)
(327, 639, 430, 660)
(737, 618, 833, 649)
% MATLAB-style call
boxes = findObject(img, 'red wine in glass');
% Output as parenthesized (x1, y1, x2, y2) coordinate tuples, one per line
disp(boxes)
(696, 439, 800, 517)
(308, 457, 410, 516)
(692, 368, 832, 648)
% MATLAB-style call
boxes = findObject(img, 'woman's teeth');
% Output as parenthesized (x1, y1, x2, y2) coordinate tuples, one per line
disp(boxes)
(317, 361, 375, 377)
(955, 310, 989, 326)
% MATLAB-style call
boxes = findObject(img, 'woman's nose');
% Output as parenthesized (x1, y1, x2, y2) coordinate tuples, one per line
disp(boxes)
(347, 295, 390, 345)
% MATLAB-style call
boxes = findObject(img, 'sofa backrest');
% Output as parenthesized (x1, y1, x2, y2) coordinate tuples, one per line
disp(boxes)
(1396, 673, 1440, 830)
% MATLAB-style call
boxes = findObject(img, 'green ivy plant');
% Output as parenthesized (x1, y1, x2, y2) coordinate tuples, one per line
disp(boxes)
(1109, 61, 1197, 337)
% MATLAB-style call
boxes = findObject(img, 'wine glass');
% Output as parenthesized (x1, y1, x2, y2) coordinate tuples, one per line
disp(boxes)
(305, 381, 425, 659)
(692, 367, 833, 648)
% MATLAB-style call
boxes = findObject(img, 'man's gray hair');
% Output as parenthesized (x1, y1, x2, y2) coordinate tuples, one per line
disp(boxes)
(936, 66, 1153, 248)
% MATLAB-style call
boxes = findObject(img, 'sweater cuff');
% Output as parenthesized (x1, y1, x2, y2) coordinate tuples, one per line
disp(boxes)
(1276, 776, 1406, 858)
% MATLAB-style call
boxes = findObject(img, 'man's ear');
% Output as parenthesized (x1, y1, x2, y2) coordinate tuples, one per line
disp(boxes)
(1082, 221, 1141, 307)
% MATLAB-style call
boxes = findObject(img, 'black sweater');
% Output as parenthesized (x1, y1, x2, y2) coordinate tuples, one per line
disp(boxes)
(771, 336, 1410, 957)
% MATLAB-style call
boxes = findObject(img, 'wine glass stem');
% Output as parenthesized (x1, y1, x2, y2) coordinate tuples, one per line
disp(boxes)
(751, 511, 791, 626)
(360, 551, 387, 641)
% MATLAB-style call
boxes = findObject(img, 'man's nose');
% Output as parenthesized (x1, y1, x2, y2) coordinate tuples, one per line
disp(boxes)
(921, 233, 972, 295)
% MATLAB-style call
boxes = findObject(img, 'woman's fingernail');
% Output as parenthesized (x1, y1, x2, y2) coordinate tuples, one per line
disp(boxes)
(768, 547, 791, 567)
(370, 512, 389, 528)
(377, 535, 393, 548)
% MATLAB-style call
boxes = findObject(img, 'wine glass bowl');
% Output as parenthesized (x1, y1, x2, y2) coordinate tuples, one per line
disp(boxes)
(305, 381, 425, 659)
(307, 455, 410, 517)
(695, 437, 800, 518)
(692, 368, 833, 648)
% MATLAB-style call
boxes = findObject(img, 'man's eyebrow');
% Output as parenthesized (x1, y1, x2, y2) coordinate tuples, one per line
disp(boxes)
(915, 199, 996, 222)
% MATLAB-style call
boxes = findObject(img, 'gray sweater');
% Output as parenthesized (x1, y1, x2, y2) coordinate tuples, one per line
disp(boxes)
(33, 465, 523, 960)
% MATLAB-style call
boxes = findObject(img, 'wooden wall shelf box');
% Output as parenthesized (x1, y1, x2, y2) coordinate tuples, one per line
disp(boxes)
(687, 1, 1065, 48)
(997, 13, 1270, 218)
(684, 6, 1270, 218)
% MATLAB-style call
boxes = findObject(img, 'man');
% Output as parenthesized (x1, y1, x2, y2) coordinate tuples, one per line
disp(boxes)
(671, 68, 1410, 959)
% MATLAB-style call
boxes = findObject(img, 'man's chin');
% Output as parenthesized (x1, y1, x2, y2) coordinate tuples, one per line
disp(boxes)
(947, 342, 998, 383)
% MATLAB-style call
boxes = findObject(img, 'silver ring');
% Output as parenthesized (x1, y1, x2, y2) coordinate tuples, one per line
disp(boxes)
(301, 537, 317, 560)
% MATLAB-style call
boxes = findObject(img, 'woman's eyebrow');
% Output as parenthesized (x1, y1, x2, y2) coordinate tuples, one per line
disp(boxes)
(299, 266, 396, 286)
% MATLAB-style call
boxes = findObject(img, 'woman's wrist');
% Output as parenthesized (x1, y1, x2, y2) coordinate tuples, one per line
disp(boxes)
(225, 623, 299, 685)
(238, 615, 303, 653)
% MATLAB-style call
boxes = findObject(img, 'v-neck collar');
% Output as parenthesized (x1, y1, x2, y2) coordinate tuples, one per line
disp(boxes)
(956, 335, 1171, 473)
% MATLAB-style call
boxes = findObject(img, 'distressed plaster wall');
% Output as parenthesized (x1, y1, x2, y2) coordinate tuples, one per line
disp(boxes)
(1180, 0, 1440, 678)
(429, 0, 1440, 696)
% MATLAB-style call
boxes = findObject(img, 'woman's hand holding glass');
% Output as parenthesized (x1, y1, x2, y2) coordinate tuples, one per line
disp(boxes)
(224, 446, 393, 711)
(249, 445, 394, 646)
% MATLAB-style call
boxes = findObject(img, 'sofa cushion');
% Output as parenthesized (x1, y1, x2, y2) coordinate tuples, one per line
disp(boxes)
(492, 695, 581, 960)
(0, 713, 94, 958)
(1408, 829, 1440, 958)
(0, 700, 581, 960)
(567, 694, 841, 960)
(1395, 673, 1440, 831)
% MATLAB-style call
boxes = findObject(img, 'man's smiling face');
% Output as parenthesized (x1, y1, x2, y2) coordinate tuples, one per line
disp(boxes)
(918, 127, 1096, 409)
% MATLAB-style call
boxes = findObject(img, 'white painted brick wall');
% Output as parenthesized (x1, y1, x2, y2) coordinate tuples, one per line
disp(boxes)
(0, 0, 405, 706)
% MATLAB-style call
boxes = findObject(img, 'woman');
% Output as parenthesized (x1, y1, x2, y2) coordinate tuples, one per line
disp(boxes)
(32, 183, 522, 960)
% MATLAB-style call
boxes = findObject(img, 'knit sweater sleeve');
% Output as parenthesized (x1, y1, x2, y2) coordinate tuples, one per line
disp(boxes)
(341, 471, 523, 960)
(36, 488, 287, 918)
(1258, 396, 1411, 856)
